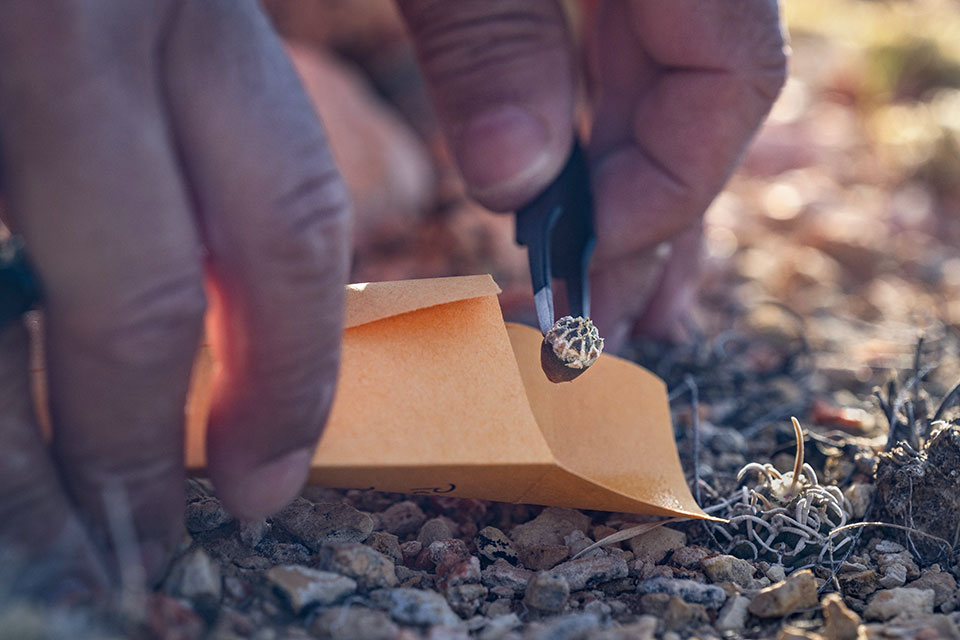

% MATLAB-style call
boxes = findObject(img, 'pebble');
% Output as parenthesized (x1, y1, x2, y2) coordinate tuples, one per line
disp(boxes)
(418, 517, 456, 546)
(547, 556, 628, 592)
(162, 548, 222, 614)
(628, 527, 687, 565)
(273, 498, 373, 550)
(316, 542, 398, 590)
(366, 531, 403, 564)
(907, 566, 957, 610)
(517, 544, 570, 571)
(379, 501, 427, 537)
(748, 569, 818, 618)
(843, 483, 874, 520)
(636, 577, 726, 609)
(511, 509, 589, 553)
(663, 595, 708, 631)
(701, 554, 757, 589)
(185, 498, 233, 533)
(584, 616, 657, 640)
(821, 593, 861, 640)
(438, 557, 482, 592)
(446, 583, 488, 617)
(563, 530, 596, 558)
(476, 527, 519, 565)
(715, 595, 751, 632)
(877, 563, 906, 589)
(524, 572, 570, 612)
(668, 545, 711, 569)
(477, 613, 522, 640)
(482, 559, 533, 595)
(237, 519, 269, 548)
(420, 539, 471, 571)
(863, 587, 934, 621)
(400, 540, 423, 562)
(838, 569, 878, 600)
(876, 551, 919, 581)
(309, 606, 399, 640)
(522, 612, 600, 640)
(370, 587, 462, 627)
(265, 565, 356, 614)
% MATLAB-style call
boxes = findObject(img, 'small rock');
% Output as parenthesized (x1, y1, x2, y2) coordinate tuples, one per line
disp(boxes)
(482, 559, 532, 594)
(367, 531, 403, 564)
(876, 551, 920, 581)
(316, 542, 398, 590)
(873, 540, 904, 553)
(548, 556, 628, 592)
(628, 527, 687, 565)
(475, 526, 519, 566)
(524, 572, 570, 612)
(563, 530, 596, 558)
(379, 501, 427, 538)
(843, 483, 874, 520)
(517, 544, 569, 571)
(273, 498, 373, 550)
(265, 565, 356, 614)
(907, 566, 957, 610)
(438, 557, 481, 591)
(310, 606, 399, 640)
(710, 427, 748, 453)
(371, 587, 461, 627)
(877, 562, 907, 589)
(668, 545, 711, 569)
(822, 593, 860, 640)
(523, 612, 600, 640)
(237, 519, 268, 548)
(420, 539, 470, 571)
(748, 569, 818, 618)
(766, 564, 787, 583)
(636, 577, 726, 609)
(701, 554, 757, 589)
(863, 587, 934, 621)
(400, 540, 422, 561)
(838, 569, 878, 600)
(446, 583, 488, 617)
(511, 508, 590, 548)
(776, 626, 823, 640)
(256, 540, 311, 566)
(716, 594, 751, 632)
(663, 595, 708, 631)
(185, 498, 233, 533)
(418, 517, 456, 546)
(162, 548, 222, 614)
(585, 616, 657, 640)
(477, 613, 521, 640)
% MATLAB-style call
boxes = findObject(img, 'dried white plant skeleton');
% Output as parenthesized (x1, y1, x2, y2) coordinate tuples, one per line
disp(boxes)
(705, 418, 855, 569)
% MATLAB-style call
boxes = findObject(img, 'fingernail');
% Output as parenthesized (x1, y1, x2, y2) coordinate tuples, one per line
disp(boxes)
(455, 105, 552, 196)
(232, 448, 312, 519)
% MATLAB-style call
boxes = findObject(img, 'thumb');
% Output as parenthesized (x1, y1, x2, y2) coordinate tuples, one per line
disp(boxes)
(397, 0, 575, 211)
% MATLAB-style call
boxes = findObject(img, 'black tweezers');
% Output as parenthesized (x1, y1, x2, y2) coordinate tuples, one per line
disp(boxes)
(515, 140, 596, 334)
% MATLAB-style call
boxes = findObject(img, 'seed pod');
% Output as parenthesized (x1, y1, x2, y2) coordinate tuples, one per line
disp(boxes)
(540, 316, 604, 383)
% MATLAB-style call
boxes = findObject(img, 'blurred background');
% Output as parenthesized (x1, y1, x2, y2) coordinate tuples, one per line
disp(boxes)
(263, 0, 960, 406)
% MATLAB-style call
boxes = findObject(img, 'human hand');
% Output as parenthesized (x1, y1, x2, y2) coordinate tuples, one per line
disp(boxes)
(0, 0, 350, 595)
(397, 0, 787, 349)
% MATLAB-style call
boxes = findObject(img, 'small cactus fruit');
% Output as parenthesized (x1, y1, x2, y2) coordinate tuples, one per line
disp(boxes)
(540, 316, 604, 383)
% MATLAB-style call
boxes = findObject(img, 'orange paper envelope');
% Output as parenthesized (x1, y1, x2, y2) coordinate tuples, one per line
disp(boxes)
(184, 275, 707, 519)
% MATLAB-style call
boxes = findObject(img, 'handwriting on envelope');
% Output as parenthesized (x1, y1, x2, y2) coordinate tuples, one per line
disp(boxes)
(183, 275, 708, 518)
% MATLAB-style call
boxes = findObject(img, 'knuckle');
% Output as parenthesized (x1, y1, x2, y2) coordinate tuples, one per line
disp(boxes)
(64, 265, 206, 370)
(257, 157, 352, 262)
(406, 1, 568, 89)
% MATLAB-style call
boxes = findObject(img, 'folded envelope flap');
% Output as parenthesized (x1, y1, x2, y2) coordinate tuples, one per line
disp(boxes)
(506, 323, 709, 519)
(344, 274, 502, 329)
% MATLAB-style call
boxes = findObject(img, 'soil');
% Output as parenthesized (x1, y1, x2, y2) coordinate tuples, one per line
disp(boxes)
(5, 1, 960, 638)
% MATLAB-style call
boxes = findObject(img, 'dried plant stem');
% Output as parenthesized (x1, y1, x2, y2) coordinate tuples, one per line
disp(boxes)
(827, 522, 954, 558)
(572, 517, 690, 559)
(788, 417, 805, 496)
